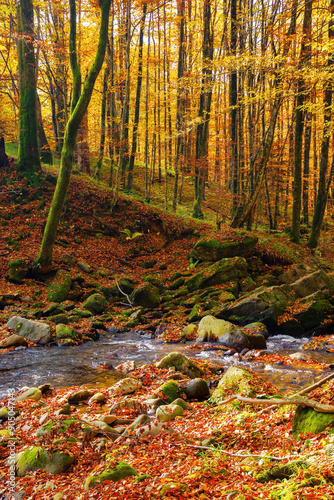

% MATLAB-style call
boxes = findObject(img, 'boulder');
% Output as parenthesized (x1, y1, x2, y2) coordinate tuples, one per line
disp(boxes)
(184, 379, 210, 401)
(82, 293, 107, 314)
(156, 403, 184, 422)
(0, 334, 28, 348)
(197, 316, 236, 342)
(160, 482, 190, 498)
(47, 270, 72, 303)
(130, 283, 160, 309)
(55, 324, 82, 345)
(157, 380, 187, 403)
(290, 270, 334, 298)
(216, 284, 292, 330)
(292, 405, 334, 438)
(135, 422, 176, 438)
(256, 460, 308, 483)
(84, 462, 137, 490)
(242, 322, 269, 339)
(88, 393, 106, 404)
(185, 257, 248, 293)
(6, 260, 29, 284)
(190, 234, 258, 262)
(156, 352, 204, 378)
(16, 447, 74, 476)
(68, 389, 95, 404)
(6, 316, 52, 344)
(15, 388, 42, 402)
(109, 378, 143, 395)
(209, 366, 270, 404)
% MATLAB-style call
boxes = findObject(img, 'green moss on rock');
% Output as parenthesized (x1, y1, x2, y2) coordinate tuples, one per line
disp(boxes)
(157, 380, 187, 403)
(47, 270, 72, 303)
(292, 405, 334, 438)
(16, 446, 74, 476)
(84, 461, 137, 490)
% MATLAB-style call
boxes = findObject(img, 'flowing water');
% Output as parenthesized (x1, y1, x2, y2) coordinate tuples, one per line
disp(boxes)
(1, 330, 334, 401)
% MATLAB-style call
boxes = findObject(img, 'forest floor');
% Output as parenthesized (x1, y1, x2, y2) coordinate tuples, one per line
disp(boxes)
(1, 160, 334, 499)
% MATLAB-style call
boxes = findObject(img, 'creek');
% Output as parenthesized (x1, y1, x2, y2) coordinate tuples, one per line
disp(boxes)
(1, 330, 334, 401)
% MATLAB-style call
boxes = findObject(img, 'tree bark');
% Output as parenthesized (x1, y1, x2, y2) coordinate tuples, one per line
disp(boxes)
(16, 0, 41, 184)
(291, 0, 313, 243)
(34, 0, 112, 273)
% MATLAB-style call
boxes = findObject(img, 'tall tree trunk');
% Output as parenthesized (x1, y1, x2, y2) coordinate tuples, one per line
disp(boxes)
(172, 0, 186, 212)
(94, 52, 110, 180)
(193, 0, 214, 219)
(291, 0, 313, 243)
(307, 0, 334, 249)
(229, 0, 238, 211)
(34, 0, 112, 272)
(16, 0, 41, 184)
(127, 3, 147, 191)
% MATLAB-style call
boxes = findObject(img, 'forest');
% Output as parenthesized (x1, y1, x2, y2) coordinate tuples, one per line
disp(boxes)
(2, 0, 334, 499)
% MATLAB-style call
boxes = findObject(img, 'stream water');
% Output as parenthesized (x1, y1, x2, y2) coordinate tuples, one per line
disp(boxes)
(1, 330, 334, 401)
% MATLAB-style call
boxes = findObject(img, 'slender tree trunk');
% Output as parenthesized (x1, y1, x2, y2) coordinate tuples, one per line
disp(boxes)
(94, 55, 110, 180)
(16, 0, 41, 184)
(193, 0, 214, 219)
(291, 0, 313, 243)
(34, 0, 112, 272)
(127, 3, 147, 191)
(308, 0, 334, 249)
(172, 0, 186, 212)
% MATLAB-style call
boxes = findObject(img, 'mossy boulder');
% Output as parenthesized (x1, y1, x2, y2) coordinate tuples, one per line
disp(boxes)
(292, 405, 334, 438)
(157, 380, 187, 403)
(82, 293, 107, 314)
(47, 270, 72, 303)
(290, 270, 334, 298)
(16, 446, 74, 476)
(190, 234, 258, 262)
(55, 324, 82, 345)
(6, 316, 52, 344)
(197, 315, 236, 342)
(15, 388, 42, 402)
(160, 482, 190, 498)
(209, 366, 268, 404)
(216, 284, 292, 330)
(185, 256, 248, 293)
(294, 293, 334, 332)
(84, 462, 137, 490)
(156, 352, 204, 378)
(0, 334, 28, 348)
(188, 303, 204, 322)
(130, 283, 160, 309)
(6, 259, 29, 284)
(156, 403, 184, 422)
(255, 460, 307, 483)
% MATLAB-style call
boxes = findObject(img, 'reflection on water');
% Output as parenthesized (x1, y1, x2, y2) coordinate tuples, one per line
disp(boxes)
(0, 331, 333, 401)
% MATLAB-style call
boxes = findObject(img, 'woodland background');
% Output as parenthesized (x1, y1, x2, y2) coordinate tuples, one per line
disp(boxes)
(1, 0, 334, 248)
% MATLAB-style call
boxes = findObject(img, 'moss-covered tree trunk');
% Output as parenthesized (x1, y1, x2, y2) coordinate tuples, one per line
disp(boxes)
(16, 0, 41, 184)
(34, 0, 112, 273)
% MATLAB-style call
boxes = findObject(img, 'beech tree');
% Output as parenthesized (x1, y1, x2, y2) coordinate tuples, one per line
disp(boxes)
(16, 0, 41, 184)
(34, 0, 112, 272)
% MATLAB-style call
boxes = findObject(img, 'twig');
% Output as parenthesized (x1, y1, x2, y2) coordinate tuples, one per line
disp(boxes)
(115, 277, 133, 309)
(173, 443, 294, 461)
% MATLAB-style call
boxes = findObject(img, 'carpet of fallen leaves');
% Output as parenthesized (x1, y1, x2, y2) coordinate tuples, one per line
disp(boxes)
(1, 361, 334, 500)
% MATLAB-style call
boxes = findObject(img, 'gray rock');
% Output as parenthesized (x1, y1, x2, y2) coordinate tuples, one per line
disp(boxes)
(156, 352, 204, 378)
(290, 270, 334, 298)
(77, 261, 93, 273)
(68, 389, 95, 404)
(185, 379, 210, 401)
(156, 404, 184, 422)
(15, 388, 42, 402)
(6, 316, 52, 344)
